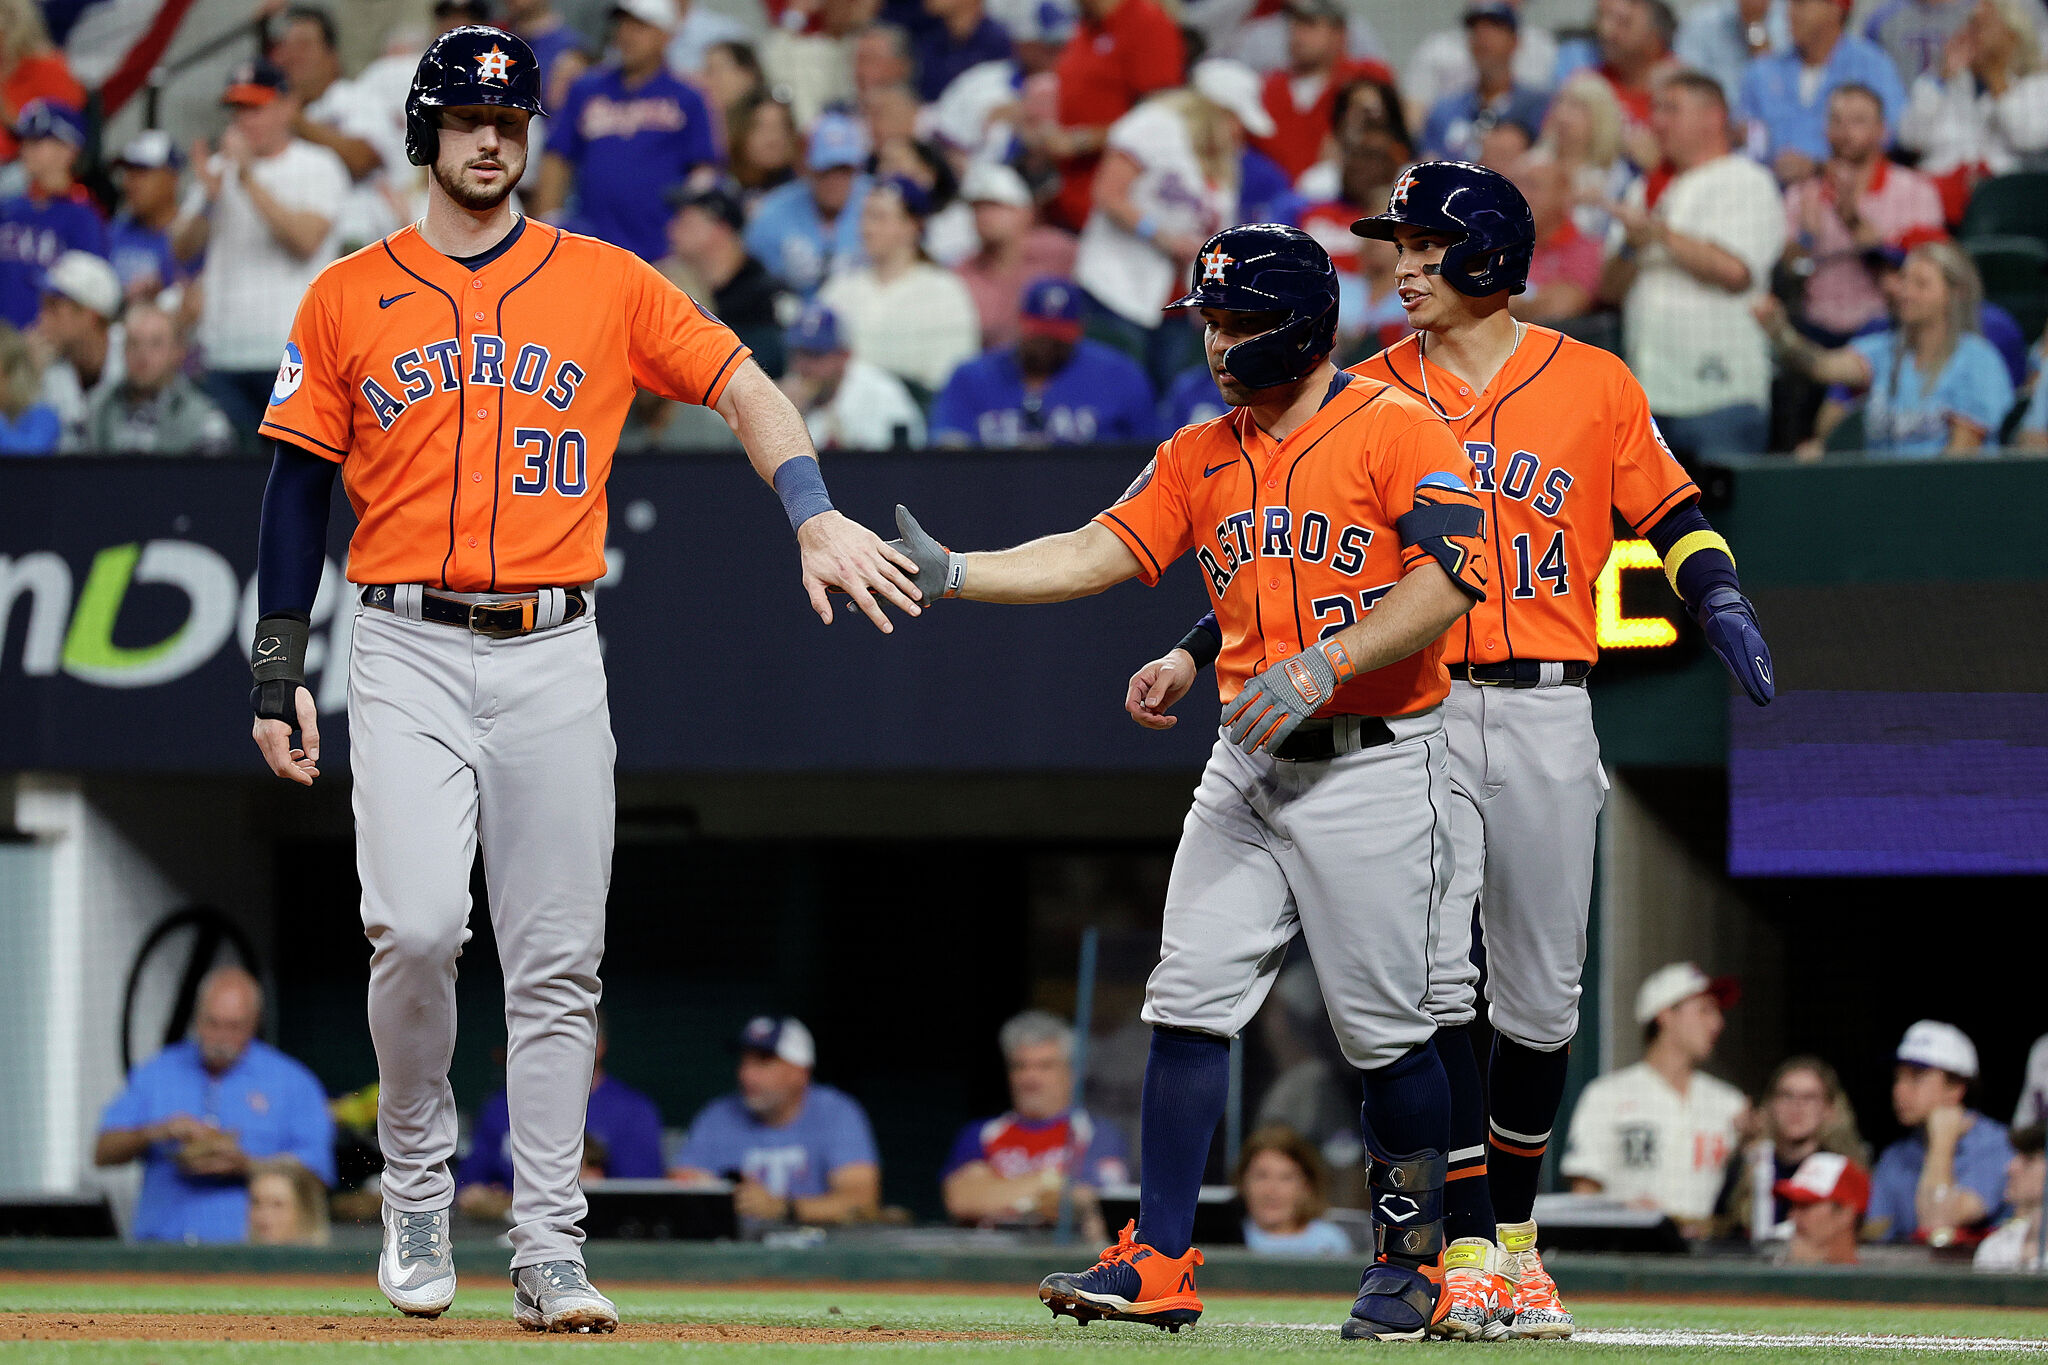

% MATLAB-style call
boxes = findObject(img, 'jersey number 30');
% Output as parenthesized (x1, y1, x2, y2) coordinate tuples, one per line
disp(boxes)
(511, 427, 589, 497)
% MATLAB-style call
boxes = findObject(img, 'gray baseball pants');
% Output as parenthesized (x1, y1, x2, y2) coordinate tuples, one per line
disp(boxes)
(1143, 710, 1454, 1069)
(1425, 680, 1607, 1050)
(348, 595, 614, 1268)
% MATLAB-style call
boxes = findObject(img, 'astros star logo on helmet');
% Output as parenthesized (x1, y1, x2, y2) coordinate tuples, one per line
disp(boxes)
(1200, 248, 1234, 284)
(1390, 167, 1418, 209)
(474, 44, 517, 83)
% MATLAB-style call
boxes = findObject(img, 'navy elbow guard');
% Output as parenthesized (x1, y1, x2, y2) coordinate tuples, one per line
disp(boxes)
(250, 612, 311, 722)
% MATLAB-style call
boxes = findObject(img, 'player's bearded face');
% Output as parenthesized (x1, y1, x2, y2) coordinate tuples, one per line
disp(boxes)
(435, 108, 529, 210)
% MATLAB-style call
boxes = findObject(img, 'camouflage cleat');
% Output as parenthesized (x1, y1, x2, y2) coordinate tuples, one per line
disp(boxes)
(1498, 1219, 1573, 1339)
(1039, 1220, 1204, 1332)
(1431, 1237, 1513, 1341)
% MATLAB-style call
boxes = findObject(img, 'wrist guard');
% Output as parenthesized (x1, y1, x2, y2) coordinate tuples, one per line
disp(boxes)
(250, 611, 310, 723)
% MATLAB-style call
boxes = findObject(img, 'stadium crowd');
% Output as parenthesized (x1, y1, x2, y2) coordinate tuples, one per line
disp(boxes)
(3, 0, 2048, 459)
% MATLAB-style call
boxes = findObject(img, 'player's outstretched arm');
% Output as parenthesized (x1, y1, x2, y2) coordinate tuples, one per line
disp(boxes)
(890, 505, 1143, 605)
(714, 360, 922, 632)
(249, 442, 336, 785)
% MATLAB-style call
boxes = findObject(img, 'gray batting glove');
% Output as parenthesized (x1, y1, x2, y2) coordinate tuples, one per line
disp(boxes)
(890, 504, 965, 605)
(1220, 638, 1357, 754)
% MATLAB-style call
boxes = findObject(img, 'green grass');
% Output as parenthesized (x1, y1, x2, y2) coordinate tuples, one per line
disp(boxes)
(4, 1282, 2048, 1362)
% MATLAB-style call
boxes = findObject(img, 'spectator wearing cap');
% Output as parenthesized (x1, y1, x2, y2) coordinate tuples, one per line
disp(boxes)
(1250, 0, 1395, 184)
(1779, 1151, 1872, 1264)
(669, 1017, 882, 1225)
(84, 300, 236, 456)
(1782, 84, 1944, 342)
(0, 0, 86, 165)
(1508, 155, 1600, 325)
(1044, 0, 1185, 232)
(1738, 0, 1907, 184)
(1402, 0, 1559, 132)
(502, 0, 596, 110)
(779, 299, 926, 447)
(941, 1009, 1129, 1230)
(0, 322, 60, 455)
(0, 101, 107, 332)
(952, 163, 1077, 348)
(535, 0, 719, 262)
(927, 0, 1074, 166)
(1560, 963, 1751, 1232)
(1420, 4, 1552, 164)
(270, 5, 409, 248)
(817, 175, 979, 393)
(108, 133, 191, 306)
(2016, 1032, 2048, 1131)
(745, 113, 871, 297)
(931, 276, 1155, 444)
(34, 250, 124, 450)
(1075, 60, 1265, 388)
(175, 58, 347, 439)
(1676, 0, 1791, 102)
(661, 183, 792, 375)
(917, 0, 1012, 102)
(1869, 1019, 2014, 1245)
(1897, 0, 2048, 203)
(1975, 1125, 2046, 1271)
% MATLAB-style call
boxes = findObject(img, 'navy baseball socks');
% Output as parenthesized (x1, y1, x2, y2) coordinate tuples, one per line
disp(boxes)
(1343, 1045, 1451, 1342)
(1432, 1026, 1516, 1340)
(1039, 1027, 1224, 1331)
(1488, 1035, 1576, 1338)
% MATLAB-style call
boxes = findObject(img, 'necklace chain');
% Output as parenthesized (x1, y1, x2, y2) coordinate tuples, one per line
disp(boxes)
(1419, 321, 1525, 422)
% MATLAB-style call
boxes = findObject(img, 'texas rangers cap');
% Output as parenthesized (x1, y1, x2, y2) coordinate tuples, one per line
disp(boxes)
(1897, 1019, 1979, 1079)
(787, 300, 844, 355)
(1633, 961, 1740, 1024)
(1020, 276, 1085, 340)
(1774, 1151, 1871, 1216)
(961, 161, 1032, 209)
(115, 129, 186, 170)
(223, 58, 289, 107)
(808, 113, 868, 172)
(614, 0, 680, 28)
(41, 251, 121, 321)
(15, 99, 85, 147)
(736, 1015, 816, 1068)
(1463, 0, 1520, 30)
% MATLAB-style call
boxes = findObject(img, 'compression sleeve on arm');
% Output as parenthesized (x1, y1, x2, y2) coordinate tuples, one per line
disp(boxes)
(257, 441, 339, 617)
(1176, 611, 1221, 669)
(1644, 501, 1740, 620)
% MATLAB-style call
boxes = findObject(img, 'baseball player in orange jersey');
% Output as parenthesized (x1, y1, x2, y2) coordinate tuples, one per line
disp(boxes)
(892, 225, 1489, 1341)
(245, 27, 918, 1333)
(1135, 163, 1774, 1341)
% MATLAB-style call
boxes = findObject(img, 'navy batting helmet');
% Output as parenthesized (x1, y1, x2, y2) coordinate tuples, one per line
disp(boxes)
(1351, 160, 1534, 297)
(1164, 224, 1338, 391)
(404, 25, 546, 168)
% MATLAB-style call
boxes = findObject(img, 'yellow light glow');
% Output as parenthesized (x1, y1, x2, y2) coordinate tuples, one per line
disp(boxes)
(1595, 539, 1680, 650)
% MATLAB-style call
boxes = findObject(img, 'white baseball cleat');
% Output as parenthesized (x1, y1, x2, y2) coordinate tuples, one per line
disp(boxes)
(513, 1260, 619, 1334)
(378, 1203, 456, 1318)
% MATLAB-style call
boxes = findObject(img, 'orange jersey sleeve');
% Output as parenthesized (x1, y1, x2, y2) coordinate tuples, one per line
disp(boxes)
(1095, 436, 1197, 585)
(257, 221, 749, 592)
(1353, 329, 1696, 665)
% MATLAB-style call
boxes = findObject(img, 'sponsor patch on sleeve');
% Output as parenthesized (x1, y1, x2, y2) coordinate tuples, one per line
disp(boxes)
(270, 342, 305, 406)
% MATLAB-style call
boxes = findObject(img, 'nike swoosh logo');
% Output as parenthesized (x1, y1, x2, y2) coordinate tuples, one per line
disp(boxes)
(379, 292, 414, 309)
(1203, 460, 1235, 478)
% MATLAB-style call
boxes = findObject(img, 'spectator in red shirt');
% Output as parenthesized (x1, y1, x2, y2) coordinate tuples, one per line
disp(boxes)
(1253, 0, 1395, 183)
(1511, 154, 1603, 323)
(953, 161, 1078, 347)
(0, 0, 86, 165)
(1044, 0, 1186, 229)
(1595, 0, 1681, 167)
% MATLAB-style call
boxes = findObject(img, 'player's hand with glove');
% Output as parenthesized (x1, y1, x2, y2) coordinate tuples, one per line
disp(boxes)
(1220, 638, 1357, 754)
(1697, 586, 1775, 706)
(888, 504, 966, 605)
(1127, 650, 1198, 730)
(249, 612, 321, 785)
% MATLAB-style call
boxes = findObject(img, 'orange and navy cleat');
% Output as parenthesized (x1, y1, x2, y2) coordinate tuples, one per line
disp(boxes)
(1038, 1220, 1204, 1332)
(1340, 1259, 1447, 1341)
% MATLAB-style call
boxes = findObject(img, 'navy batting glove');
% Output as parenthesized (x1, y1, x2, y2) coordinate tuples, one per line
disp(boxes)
(1698, 586, 1774, 706)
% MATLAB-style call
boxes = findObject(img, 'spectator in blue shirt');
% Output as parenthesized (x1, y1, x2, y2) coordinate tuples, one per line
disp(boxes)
(1675, 0, 1790, 101)
(1237, 1126, 1355, 1257)
(0, 101, 109, 330)
(669, 1017, 882, 1225)
(1161, 359, 1229, 430)
(1761, 237, 2013, 457)
(916, 0, 1012, 101)
(744, 113, 870, 297)
(1421, 3, 1554, 164)
(107, 132, 187, 305)
(455, 1014, 665, 1221)
(536, 0, 719, 261)
(931, 277, 1157, 445)
(1737, 0, 1906, 182)
(93, 967, 335, 1244)
(1869, 1020, 2014, 1244)
(0, 322, 61, 455)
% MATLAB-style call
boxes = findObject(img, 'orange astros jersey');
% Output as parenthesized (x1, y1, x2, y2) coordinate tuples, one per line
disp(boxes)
(259, 219, 749, 591)
(1096, 372, 1488, 719)
(1352, 328, 1696, 666)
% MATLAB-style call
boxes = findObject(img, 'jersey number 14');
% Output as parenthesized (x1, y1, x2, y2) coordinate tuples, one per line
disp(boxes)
(1509, 530, 1569, 599)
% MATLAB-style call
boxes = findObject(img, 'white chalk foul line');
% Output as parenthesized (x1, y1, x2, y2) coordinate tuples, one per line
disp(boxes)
(1241, 1323, 2048, 1353)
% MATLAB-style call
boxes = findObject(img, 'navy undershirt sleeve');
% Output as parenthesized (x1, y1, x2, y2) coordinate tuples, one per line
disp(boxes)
(257, 441, 338, 617)
(1643, 501, 1741, 617)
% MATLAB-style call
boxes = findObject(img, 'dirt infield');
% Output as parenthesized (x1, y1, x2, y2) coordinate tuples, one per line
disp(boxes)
(1, 1312, 1016, 1344)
